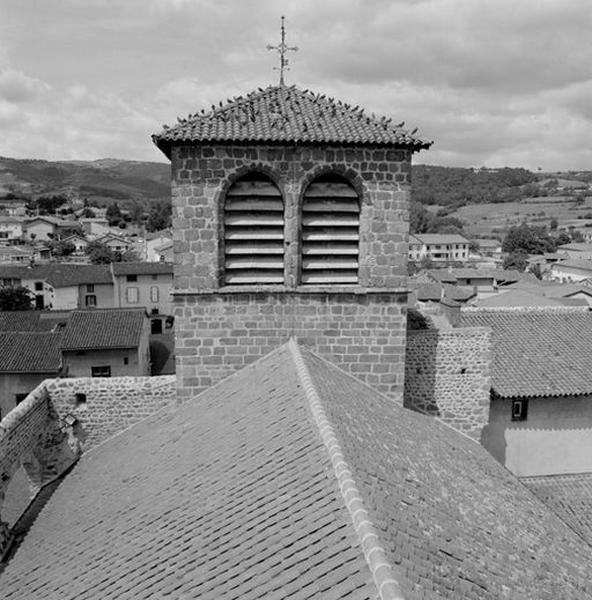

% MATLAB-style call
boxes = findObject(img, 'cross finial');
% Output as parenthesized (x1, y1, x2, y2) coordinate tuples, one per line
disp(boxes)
(266, 16, 298, 86)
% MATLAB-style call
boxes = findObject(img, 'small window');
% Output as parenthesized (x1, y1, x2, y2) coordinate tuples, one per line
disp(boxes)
(511, 399, 528, 422)
(123, 357, 129, 365)
(91, 366, 111, 378)
(85, 294, 97, 307)
(86, 284, 94, 293)
(34, 281, 43, 291)
(15, 393, 28, 405)
(151, 274, 158, 280)
(126, 287, 139, 303)
(150, 286, 159, 302)
(126, 274, 137, 282)
(75, 393, 87, 407)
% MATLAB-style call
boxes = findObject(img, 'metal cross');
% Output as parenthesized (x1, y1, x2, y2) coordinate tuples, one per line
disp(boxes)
(266, 16, 298, 86)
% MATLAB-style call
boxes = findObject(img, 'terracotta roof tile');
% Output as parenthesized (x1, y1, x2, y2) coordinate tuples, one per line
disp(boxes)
(459, 308, 592, 397)
(2, 343, 592, 598)
(0, 332, 61, 372)
(59, 308, 145, 350)
(153, 85, 431, 157)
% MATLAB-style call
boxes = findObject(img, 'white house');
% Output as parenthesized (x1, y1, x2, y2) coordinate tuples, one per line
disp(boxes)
(409, 233, 470, 263)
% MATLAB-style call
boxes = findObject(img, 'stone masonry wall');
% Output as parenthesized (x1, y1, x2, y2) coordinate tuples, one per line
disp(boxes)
(46, 375, 176, 451)
(176, 291, 407, 402)
(171, 144, 411, 290)
(171, 143, 412, 401)
(404, 327, 492, 440)
(0, 383, 76, 557)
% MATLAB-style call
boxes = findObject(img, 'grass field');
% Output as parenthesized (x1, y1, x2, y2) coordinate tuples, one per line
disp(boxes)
(448, 196, 592, 238)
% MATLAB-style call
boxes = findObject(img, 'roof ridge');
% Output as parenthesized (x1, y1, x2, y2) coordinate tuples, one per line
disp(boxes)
(288, 339, 406, 600)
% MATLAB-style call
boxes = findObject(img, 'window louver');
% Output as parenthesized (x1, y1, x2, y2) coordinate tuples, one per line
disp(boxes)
(301, 176, 360, 284)
(224, 175, 284, 284)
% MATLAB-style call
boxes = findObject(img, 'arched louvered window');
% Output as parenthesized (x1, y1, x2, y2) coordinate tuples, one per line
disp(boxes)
(301, 174, 360, 284)
(223, 172, 284, 284)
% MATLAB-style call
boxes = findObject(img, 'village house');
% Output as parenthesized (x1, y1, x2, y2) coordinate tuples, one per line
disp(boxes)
(0, 331, 62, 420)
(409, 233, 470, 263)
(0, 217, 25, 243)
(459, 307, 592, 477)
(59, 308, 150, 378)
(110, 262, 174, 333)
(556, 241, 592, 259)
(144, 230, 173, 261)
(93, 231, 131, 254)
(79, 217, 110, 237)
(550, 258, 592, 282)
(23, 216, 73, 242)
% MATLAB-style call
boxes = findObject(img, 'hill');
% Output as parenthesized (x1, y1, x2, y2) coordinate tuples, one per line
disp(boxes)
(0, 156, 170, 207)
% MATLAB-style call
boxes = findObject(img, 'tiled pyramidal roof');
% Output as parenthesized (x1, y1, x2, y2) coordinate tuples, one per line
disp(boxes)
(2, 343, 591, 598)
(153, 85, 432, 157)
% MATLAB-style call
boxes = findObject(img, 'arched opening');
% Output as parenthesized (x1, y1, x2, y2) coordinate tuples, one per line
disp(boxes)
(223, 172, 284, 285)
(301, 173, 360, 284)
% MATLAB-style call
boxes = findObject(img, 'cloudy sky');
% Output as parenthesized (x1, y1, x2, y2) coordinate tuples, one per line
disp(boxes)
(0, 0, 590, 170)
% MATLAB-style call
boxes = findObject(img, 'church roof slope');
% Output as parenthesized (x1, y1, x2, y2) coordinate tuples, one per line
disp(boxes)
(2, 343, 592, 598)
(153, 85, 432, 157)
(459, 308, 592, 397)
(522, 473, 592, 547)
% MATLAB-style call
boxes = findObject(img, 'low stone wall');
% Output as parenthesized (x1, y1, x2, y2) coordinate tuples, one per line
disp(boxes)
(404, 327, 491, 440)
(46, 375, 176, 451)
(0, 383, 76, 557)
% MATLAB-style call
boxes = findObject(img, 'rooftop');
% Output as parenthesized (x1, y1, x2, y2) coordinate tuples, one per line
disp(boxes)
(59, 308, 146, 351)
(112, 261, 174, 276)
(2, 342, 591, 598)
(153, 85, 432, 158)
(0, 332, 62, 373)
(523, 473, 592, 547)
(459, 308, 592, 397)
(552, 259, 592, 272)
(410, 233, 469, 245)
(0, 264, 112, 287)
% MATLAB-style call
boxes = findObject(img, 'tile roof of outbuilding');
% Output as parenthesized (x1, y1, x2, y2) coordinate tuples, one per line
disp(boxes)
(111, 261, 174, 276)
(0, 332, 62, 373)
(522, 473, 592, 547)
(153, 84, 432, 158)
(459, 307, 592, 397)
(2, 342, 592, 598)
(59, 308, 145, 350)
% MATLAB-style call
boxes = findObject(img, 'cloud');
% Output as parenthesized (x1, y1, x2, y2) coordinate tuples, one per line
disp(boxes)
(0, 0, 590, 169)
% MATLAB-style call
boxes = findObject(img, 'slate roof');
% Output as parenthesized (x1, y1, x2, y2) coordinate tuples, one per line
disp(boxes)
(59, 308, 145, 350)
(153, 84, 432, 158)
(415, 282, 475, 303)
(0, 332, 61, 373)
(0, 311, 70, 332)
(523, 473, 592, 547)
(459, 308, 592, 397)
(111, 261, 174, 276)
(2, 342, 592, 598)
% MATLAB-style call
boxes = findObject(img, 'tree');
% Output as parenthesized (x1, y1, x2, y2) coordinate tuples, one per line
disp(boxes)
(86, 241, 115, 264)
(0, 286, 33, 310)
(550, 217, 558, 231)
(49, 239, 76, 257)
(106, 202, 122, 226)
(146, 200, 172, 232)
(80, 207, 96, 218)
(502, 223, 556, 255)
(503, 251, 528, 272)
(35, 195, 67, 215)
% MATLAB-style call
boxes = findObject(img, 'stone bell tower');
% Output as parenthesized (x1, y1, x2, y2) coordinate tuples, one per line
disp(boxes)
(153, 84, 430, 402)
